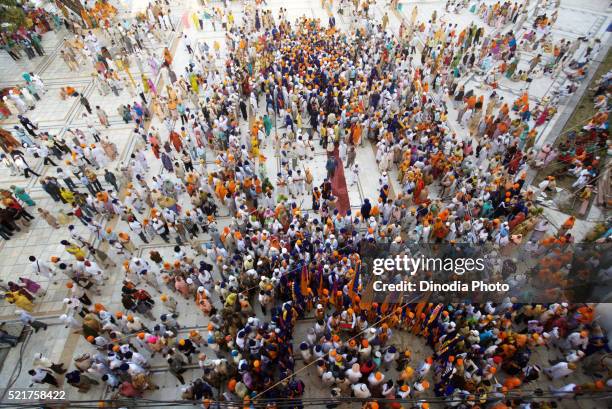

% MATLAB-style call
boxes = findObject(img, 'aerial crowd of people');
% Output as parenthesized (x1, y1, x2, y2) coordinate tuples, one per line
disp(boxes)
(0, 0, 610, 407)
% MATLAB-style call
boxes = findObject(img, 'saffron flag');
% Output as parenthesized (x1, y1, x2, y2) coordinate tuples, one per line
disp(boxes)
(426, 303, 444, 327)
(381, 287, 402, 314)
(359, 277, 375, 310)
(348, 262, 361, 298)
(300, 264, 309, 296)
(352, 264, 360, 294)
(317, 268, 324, 297)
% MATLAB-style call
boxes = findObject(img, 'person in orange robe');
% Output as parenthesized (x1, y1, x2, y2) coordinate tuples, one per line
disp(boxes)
(163, 47, 173, 66)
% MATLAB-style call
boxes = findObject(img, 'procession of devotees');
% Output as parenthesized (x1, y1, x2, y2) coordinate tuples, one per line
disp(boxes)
(0, 0, 610, 408)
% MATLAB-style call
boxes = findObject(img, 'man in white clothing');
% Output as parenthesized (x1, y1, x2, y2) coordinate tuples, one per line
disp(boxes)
(29, 256, 56, 282)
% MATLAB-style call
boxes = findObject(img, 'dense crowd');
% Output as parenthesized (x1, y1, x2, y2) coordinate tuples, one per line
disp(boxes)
(0, 0, 610, 407)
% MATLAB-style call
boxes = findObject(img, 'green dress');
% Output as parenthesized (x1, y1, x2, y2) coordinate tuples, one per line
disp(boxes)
(263, 115, 273, 136)
(505, 59, 519, 79)
(12, 186, 35, 206)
